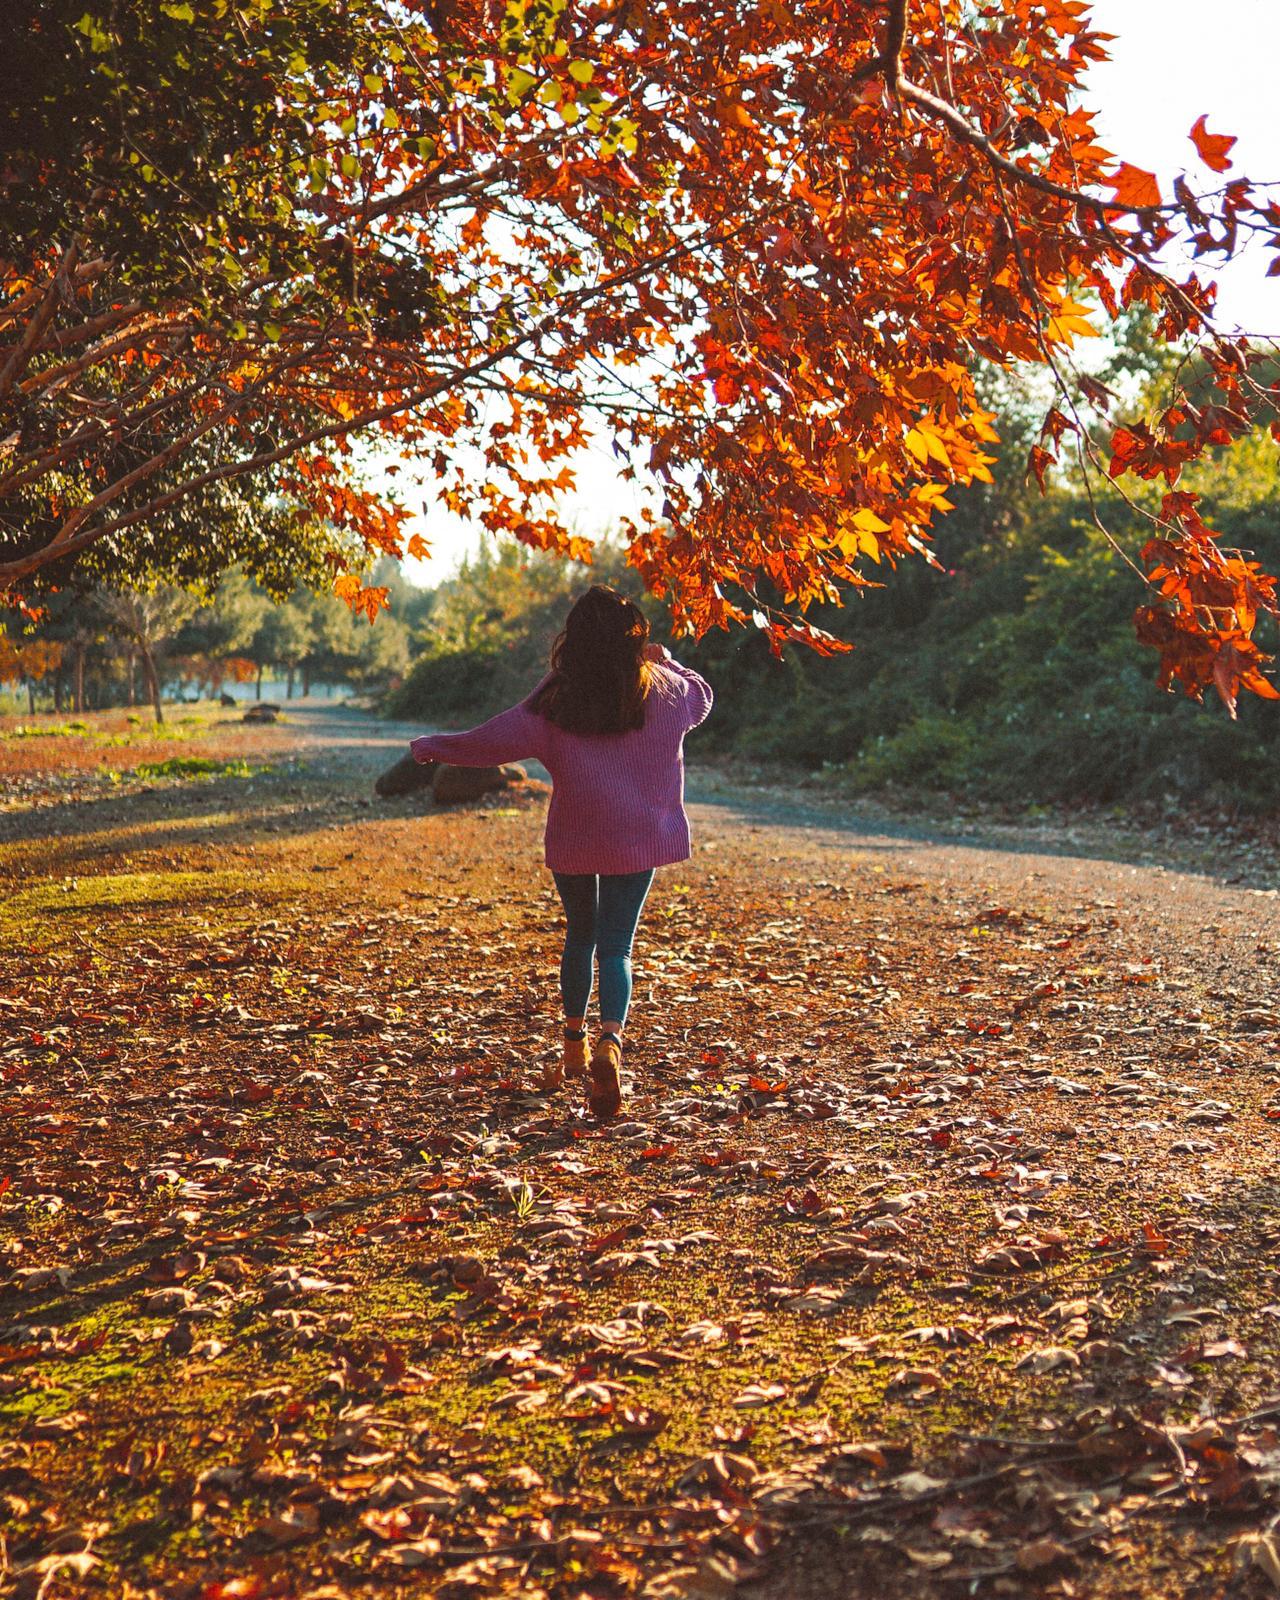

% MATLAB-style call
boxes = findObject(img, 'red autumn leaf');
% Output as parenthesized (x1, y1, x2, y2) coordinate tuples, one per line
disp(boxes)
(1189, 114, 1237, 174)
(1107, 161, 1163, 211)
(585, 1222, 637, 1257)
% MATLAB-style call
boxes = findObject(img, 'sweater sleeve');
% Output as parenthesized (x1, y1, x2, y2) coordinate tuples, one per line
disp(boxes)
(660, 659, 714, 731)
(410, 699, 545, 768)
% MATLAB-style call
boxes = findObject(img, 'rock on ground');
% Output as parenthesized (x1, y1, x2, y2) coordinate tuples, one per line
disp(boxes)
(432, 762, 527, 804)
(374, 751, 437, 797)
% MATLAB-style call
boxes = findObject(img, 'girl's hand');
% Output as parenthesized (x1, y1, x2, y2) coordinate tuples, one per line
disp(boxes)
(642, 642, 671, 663)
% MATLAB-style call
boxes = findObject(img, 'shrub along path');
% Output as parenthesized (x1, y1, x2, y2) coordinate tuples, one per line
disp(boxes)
(2, 703, 1279, 1600)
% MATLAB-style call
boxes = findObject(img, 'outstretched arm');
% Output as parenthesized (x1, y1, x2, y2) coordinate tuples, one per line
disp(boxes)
(410, 699, 544, 768)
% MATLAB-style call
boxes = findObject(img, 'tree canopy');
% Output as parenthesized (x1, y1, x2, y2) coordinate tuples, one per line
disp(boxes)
(2, 0, 1279, 709)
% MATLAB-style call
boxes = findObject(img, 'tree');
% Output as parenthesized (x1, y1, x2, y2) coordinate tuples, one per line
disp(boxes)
(0, 628, 63, 713)
(95, 586, 197, 723)
(3, 1, 1279, 714)
(253, 600, 315, 700)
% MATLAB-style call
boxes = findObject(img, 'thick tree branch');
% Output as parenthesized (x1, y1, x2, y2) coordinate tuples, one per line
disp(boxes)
(898, 76, 1128, 214)
(0, 240, 81, 406)
(858, 1, 1165, 220)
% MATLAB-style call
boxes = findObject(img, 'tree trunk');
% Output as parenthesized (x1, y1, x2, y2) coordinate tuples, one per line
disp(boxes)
(26, 679, 35, 715)
(72, 643, 84, 713)
(302, 661, 311, 698)
(53, 669, 63, 713)
(127, 650, 136, 707)
(140, 642, 163, 725)
(286, 665, 294, 699)
(256, 664, 263, 700)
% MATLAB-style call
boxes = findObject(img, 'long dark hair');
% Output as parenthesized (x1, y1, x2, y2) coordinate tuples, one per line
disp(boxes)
(528, 586, 652, 735)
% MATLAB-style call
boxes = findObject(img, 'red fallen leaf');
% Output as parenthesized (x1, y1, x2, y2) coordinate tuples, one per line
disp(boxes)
(239, 1083, 273, 1104)
(585, 1222, 637, 1258)
(929, 1129, 953, 1149)
(784, 1185, 824, 1216)
(1140, 1221, 1171, 1254)
(1189, 114, 1237, 173)
(145, 1250, 207, 1284)
(381, 1341, 408, 1383)
(748, 1076, 789, 1094)
(613, 1404, 668, 1436)
(640, 1143, 675, 1161)
(0, 1175, 10, 1197)
(362, 1504, 416, 1542)
(1200, 1448, 1250, 1505)
(0, 1343, 43, 1368)
(69, 1330, 109, 1358)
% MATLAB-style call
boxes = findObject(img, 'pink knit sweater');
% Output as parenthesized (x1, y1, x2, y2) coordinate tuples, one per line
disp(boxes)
(409, 660, 714, 875)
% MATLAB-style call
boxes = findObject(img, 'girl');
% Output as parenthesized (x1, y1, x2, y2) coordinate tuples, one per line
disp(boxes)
(409, 585, 713, 1121)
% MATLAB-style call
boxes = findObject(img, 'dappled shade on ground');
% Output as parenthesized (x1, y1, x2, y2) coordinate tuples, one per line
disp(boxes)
(2, 706, 1280, 1598)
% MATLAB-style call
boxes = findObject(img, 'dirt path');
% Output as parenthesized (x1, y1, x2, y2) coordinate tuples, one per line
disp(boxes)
(3, 703, 1279, 1600)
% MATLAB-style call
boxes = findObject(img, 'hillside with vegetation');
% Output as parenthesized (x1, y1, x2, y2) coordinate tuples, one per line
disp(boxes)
(386, 421, 1280, 816)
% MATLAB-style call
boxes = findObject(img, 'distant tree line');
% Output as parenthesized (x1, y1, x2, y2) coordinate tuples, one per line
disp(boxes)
(1, 559, 429, 723)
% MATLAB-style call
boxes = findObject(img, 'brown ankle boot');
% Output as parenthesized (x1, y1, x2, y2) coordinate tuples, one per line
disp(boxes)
(588, 1033, 623, 1121)
(545, 1029, 588, 1091)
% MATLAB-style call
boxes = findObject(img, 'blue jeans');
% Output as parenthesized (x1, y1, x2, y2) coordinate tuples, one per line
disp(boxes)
(552, 869, 655, 1026)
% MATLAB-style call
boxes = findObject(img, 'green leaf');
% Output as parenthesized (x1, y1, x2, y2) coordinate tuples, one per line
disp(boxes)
(341, 152, 360, 178)
(161, 1, 195, 19)
(363, 73, 383, 93)
(568, 60, 594, 84)
(262, 322, 283, 342)
(508, 67, 537, 100)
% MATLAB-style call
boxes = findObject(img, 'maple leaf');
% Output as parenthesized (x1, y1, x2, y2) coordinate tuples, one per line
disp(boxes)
(1108, 161, 1163, 210)
(1189, 114, 1237, 173)
(1045, 294, 1100, 346)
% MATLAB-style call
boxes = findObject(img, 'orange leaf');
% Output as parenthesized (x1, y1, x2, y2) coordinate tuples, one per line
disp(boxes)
(1189, 114, 1236, 174)
(1108, 162, 1162, 211)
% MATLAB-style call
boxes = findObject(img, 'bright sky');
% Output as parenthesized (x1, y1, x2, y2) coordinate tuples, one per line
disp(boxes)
(400, 0, 1280, 586)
